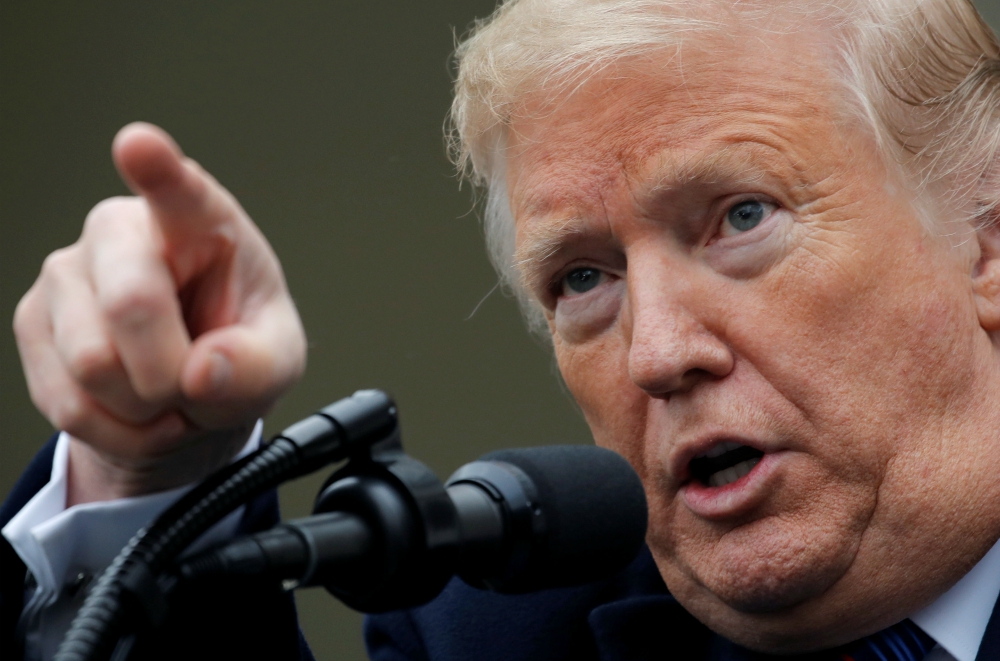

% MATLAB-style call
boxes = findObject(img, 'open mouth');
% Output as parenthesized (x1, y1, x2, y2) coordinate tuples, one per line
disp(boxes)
(689, 441, 765, 488)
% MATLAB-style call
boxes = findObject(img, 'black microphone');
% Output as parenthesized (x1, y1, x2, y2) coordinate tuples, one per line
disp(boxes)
(446, 445, 648, 592)
(177, 445, 647, 608)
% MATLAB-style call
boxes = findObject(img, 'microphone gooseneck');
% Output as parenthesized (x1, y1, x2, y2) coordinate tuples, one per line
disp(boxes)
(57, 392, 648, 660)
(54, 390, 399, 661)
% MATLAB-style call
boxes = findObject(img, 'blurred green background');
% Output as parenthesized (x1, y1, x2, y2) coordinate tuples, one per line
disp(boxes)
(2, 1, 999, 659)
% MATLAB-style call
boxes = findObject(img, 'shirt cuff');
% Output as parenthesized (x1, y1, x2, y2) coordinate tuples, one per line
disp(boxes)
(1, 421, 263, 610)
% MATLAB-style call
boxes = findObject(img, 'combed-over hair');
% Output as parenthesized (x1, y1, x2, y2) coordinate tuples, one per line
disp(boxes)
(448, 0, 1000, 333)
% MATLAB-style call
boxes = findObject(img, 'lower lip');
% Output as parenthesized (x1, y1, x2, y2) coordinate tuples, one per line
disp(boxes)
(680, 452, 785, 519)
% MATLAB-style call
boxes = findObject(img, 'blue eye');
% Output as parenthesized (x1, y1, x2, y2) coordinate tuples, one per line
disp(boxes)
(726, 200, 767, 232)
(563, 268, 602, 295)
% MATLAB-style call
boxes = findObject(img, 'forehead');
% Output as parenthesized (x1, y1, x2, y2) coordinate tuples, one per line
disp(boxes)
(504, 28, 846, 226)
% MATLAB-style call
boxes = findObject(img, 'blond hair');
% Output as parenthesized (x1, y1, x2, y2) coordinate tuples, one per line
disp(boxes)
(448, 0, 1000, 331)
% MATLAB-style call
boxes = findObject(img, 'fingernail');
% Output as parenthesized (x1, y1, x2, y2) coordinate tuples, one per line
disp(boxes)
(207, 351, 232, 393)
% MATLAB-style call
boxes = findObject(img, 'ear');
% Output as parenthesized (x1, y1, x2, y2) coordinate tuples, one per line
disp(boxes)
(973, 220, 1000, 332)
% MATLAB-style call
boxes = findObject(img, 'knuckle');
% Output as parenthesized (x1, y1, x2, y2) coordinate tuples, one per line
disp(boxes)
(100, 281, 172, 328)
(39, 246, 76, 278)
(12, 288, 40, 340)
(66, 342, 119, 388)
(83, 196, 143, 235)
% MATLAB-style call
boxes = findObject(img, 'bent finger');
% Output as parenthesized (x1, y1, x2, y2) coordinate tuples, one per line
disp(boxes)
(15, 290, 186, 459)
(83, 197, 191, 402)
(44, 248, 170, 424)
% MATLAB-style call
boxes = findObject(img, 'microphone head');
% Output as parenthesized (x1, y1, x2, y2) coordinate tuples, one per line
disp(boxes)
(462, 445, 647, 593)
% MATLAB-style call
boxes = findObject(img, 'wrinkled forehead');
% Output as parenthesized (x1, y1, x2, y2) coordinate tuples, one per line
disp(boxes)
(503, 27, 848, 223)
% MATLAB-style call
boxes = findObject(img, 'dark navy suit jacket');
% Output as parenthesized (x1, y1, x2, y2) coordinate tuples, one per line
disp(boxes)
(5, 437, 1000, 660)
(364, 549, 1000, 661)
(0, 436, 311, 661)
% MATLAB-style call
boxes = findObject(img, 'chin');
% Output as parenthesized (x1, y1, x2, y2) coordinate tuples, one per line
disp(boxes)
(654, 519, 861, 651)
(704, 545, 848, 615)
(678, 576, 852, 654)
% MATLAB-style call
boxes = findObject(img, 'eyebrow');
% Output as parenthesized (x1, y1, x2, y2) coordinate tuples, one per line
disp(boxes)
(640, 144, 768, 198)
(513, 215, 588, 281)
(512, 142, 784, 290)
(513, 216, 586, 291)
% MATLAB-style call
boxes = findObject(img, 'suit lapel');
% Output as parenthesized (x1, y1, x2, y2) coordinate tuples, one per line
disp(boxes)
(589, 594, 714, 661)
(975, 589, 1000, 661)
(1, 434, 58, 660)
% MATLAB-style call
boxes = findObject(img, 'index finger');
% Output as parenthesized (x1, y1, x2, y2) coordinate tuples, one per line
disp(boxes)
(111, 122, 244, 284)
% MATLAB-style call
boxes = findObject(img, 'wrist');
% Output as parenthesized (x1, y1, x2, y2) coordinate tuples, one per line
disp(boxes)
(65, 424, 255, 506)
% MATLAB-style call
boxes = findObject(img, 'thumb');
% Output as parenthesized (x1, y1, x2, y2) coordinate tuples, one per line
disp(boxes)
(178, 297, 307, 430)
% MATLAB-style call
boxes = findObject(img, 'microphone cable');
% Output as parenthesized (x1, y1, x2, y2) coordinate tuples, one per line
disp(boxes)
(53, 390, 398, 661)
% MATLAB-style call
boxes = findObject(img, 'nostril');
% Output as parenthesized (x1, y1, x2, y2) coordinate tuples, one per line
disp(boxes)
(626, 317, 735, 396)
(676, 368, 720, 392)
(630, 365, 723, 398)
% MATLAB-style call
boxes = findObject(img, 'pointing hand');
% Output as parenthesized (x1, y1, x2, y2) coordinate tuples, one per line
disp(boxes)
(14, 123, 307, 504)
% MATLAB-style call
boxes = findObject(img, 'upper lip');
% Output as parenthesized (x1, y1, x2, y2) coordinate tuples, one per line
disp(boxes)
(670, 434, 771, 486)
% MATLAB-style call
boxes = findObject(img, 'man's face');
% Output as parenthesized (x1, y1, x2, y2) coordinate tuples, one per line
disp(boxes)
(505, 29, 1000, 651)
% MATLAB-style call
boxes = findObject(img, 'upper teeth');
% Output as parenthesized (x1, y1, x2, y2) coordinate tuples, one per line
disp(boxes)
(699, 441, 743, 459)
(708, 458, 760, 488)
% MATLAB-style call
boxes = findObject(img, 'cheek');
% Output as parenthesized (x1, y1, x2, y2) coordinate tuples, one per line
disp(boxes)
(553, 331, 648, 466)
(733, 215, 978, 461)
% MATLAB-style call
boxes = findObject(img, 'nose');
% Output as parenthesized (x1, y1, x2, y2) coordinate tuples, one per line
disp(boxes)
(624, 264, 735, 397)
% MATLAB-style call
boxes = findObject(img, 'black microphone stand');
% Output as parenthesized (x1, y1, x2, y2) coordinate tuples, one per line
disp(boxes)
(176, 425, 464, 613)
(54, 390, 422, 661)
(55, 391, 648, 661)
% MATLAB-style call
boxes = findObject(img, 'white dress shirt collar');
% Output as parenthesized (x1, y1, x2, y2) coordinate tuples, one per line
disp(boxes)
(911, 534, 1000, 661)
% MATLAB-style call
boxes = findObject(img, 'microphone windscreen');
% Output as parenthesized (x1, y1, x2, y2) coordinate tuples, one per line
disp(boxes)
(480, 445, 647, 591)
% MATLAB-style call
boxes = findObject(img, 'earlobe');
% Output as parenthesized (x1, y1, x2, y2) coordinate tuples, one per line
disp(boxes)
(973, 220, 1000, 332)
